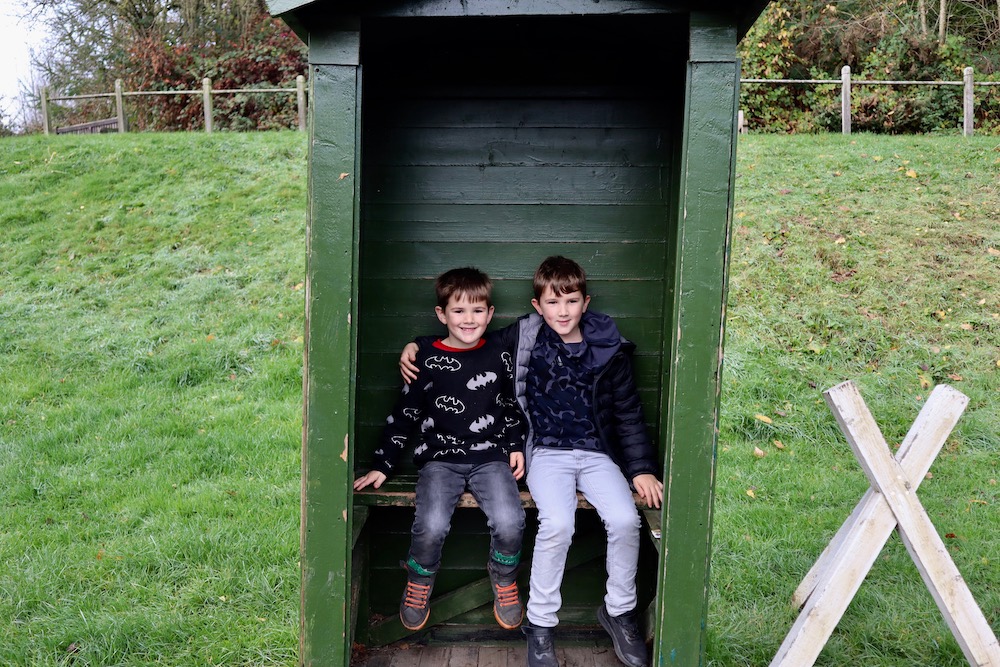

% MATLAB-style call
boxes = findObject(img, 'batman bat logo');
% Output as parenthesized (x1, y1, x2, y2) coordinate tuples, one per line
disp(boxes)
(469, 440, 497, 451)
(385, 415, 395, 425)
(469, 414, 495, 433)
(374, 448, 384, 456)
(505, 416, 519, 428)
(414, 444, 428, 456)
(437, 434, 462, 446)
(467, 371, 498, 390)
(501, 351, 513, 374)
(435, 395, 466, 414)
(420, 417, 434, 433)
(425, 355, 461, 372)
(401, 383, 410, 396)
(390, 435, 407, 448)
(496, 393, 516, 408)
(403, 407, 422, 420)
(433, 447, 468, 458)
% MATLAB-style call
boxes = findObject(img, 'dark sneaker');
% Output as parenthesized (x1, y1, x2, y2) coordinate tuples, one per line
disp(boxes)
(598, 605, 648, 667)
(522, 621, 558, 667)
(488, 568, 523, 629)
(399, 566, 435, 632)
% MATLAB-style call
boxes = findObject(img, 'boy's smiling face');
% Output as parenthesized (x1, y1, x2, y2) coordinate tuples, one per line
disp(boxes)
(532, 287, 591, 343)
(435, 292, 494, 349)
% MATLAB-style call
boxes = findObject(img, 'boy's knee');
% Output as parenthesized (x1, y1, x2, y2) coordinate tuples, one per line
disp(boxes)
(538, 514, 575, 544)
(490, 511, 525, 550)
(604, 511, 641, 539)
(415, 514, 453, 542)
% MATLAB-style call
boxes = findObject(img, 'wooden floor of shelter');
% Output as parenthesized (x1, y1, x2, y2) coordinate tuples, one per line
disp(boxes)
(352, 644, 623, 666)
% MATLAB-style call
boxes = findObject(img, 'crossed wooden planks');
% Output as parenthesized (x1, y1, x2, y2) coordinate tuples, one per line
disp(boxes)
(771, 381, 999, 667)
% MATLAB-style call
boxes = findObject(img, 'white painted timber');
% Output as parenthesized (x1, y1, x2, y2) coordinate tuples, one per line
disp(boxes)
(827, 381, 999, 667)
(772, 383, 970, 667)
(791, 384, 968, 607)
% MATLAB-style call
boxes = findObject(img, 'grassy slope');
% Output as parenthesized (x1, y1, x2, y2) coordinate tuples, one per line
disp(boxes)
(1, 133, 306, 666)
(712, 134, 999, 666)
(0, 132, 996, 666)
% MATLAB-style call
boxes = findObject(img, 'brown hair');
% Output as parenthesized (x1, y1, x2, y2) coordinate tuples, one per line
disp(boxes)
(533, 256, 587, 299)
(435, 267, 493, 309)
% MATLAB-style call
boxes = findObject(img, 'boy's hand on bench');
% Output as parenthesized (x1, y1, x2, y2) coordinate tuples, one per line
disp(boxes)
(633, 474, 664, 509)
(510, 452, 525, 480)
(354, 470, 387, 491)
(399, 343, 420, 384)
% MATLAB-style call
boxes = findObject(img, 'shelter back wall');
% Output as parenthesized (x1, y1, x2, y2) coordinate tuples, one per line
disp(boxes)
(356, 16, 688, 472)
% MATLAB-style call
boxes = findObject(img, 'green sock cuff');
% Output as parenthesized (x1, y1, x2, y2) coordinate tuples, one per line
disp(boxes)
(491, 549, 521, 567)
(406, 557, 435, 577)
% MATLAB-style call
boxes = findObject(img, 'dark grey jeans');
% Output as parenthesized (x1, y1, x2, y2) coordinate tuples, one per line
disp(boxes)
(409, 460, 524, 576)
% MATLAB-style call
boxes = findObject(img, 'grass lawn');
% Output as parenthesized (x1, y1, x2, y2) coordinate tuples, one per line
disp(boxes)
(0, 131, 997, 666)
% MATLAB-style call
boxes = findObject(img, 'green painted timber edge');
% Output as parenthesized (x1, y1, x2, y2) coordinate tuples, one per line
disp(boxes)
(653, 15, 738, 667)
(301, 45, 362, 667)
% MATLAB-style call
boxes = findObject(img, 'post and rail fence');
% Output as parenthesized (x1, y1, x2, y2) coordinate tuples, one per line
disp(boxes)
(740, 66, 999, 136)
(41, 75, 308, 135)
(39, 67, 999, 136)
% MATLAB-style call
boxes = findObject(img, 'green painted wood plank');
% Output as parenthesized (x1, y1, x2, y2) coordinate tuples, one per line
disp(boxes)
(309, 23, 361, 65)
(362, 256, 670, 282)
(350, 536, 368, 648)
(352, 505, 369, 549)
(358, 243, 668, 279)
(361, 204, 670, 242)
(301, 48, 361, 667)
(363, 100, 671, 130)
(363, 127, 670, 167)
(363, 166, 667, 204)
(654, 16, 739, 667)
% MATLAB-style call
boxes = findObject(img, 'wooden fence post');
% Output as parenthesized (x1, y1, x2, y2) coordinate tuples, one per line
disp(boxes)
(41, 86, 51, 135)
(841, 65, 851, 135)
(202, 77, 213, 134)
(114, 79, 127, 133)
(297, 74, 307, 131)
(963, 67, 974, 137)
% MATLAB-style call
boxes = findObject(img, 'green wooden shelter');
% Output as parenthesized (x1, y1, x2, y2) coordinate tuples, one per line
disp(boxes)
(264, 1, 770, 665)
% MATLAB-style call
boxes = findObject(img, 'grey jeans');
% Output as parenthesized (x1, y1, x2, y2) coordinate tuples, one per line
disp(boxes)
(409, 460, 525, 576)
(525, 448, 641, 627)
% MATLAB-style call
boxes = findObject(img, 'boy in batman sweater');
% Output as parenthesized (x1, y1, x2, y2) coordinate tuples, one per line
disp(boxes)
(354, 267, 527, 633)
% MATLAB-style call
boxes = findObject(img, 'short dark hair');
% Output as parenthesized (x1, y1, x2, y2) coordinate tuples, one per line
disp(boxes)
(533, 256, 587, 299)
(435, 267, 493, 309)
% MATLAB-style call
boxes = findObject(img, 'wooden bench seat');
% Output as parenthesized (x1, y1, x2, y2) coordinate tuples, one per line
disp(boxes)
(353, 482, 662, 549)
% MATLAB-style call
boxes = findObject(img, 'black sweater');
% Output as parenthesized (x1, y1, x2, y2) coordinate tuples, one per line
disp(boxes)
(373, 337, 525, 476)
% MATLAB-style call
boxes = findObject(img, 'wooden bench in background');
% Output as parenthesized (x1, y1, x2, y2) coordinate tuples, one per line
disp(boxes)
(55, 118, 119, 135)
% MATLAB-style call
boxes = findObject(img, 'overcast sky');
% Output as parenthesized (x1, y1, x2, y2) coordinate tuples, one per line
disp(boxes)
(0, 0, 48, 125)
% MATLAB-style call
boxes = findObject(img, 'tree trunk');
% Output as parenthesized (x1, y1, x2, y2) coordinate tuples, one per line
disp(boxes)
(918, 0, 928, 36)
(938, 0, 948, 46)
